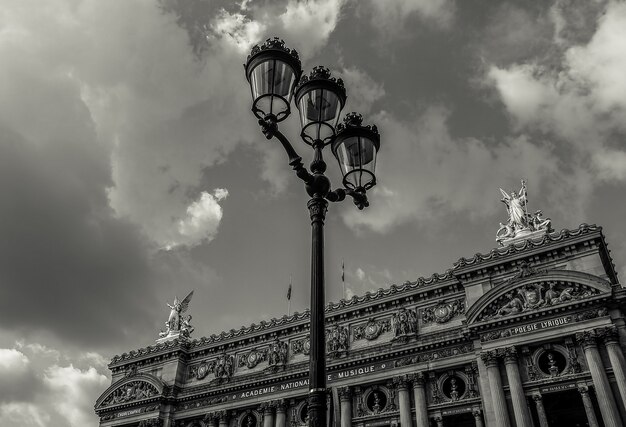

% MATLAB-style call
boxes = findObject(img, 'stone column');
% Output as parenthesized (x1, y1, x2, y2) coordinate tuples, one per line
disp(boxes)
(602, 326, 626, 410)
(531, 394, 549, 427)
(472, 409, 484, 427)
(578, 386, 600, 427)
(203, 413, 218, 427)
(577, 331, 623, 427)
(276, 401, 287, 427)
(338, 387, 352, 427)
(218, 411, 229, 427)
(480, 351, 511, 427)
(412, 373, 429, 427)
(262, 404, 275, 427)
(394, 376, 412, 427)
(502, 347, 533, 427)
(433, 415, 443, 427)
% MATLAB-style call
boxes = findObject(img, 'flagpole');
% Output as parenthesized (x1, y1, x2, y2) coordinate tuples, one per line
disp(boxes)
(288, 275, 292, 316)
(341, 259, 346, 300)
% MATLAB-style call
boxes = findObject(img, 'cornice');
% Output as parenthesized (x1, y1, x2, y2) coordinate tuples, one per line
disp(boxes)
(452, 224, 607, 274)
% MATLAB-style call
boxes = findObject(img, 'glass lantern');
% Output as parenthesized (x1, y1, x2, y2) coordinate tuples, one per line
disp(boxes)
(245, 38, 302, 122)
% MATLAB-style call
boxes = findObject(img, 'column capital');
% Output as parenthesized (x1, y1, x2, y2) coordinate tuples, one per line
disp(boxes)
(259, 402, 276, 415)
(502, 346, 518, 363)
(480, 350, 499, 367)
(217, 410, 229, 422)
(578, 385, 590, 394)
(276, 399, 287, 412)
(472, 409, 482, 418)
(393, 375, 410, 390)
(576, 330, 598, 348)
(203, 412, 217, 423)
(338, 386, 352, 401)
(411, 372, 426, 387)
(532, 393, 543, 402)
(599, 326, 620, 344)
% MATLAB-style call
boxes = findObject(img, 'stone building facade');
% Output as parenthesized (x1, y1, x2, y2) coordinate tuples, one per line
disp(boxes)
(95, 224, 626, 427)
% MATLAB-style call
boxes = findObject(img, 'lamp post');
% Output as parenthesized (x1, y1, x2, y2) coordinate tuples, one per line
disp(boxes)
(245, 38, 381, 427)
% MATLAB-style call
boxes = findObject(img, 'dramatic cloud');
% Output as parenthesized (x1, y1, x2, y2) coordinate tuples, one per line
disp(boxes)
(341, 107, 575, 233)
(487, 0, 626, 181)
(173, 189, 230, 249)
(0, 343, 109, 427)
(338, 67, 386, 114)
(364, 0, 455, 39)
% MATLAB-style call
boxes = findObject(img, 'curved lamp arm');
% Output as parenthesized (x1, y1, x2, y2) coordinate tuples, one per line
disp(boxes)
(258, 117, 312, 184)
(326, 188, 369, 210)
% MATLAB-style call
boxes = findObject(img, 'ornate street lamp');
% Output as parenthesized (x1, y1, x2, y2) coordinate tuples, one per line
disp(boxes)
(245, 37, 380, 427)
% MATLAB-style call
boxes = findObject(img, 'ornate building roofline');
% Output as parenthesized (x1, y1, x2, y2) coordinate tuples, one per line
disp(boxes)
(110, 224, 616, 367)
(453, 224, 617, 282)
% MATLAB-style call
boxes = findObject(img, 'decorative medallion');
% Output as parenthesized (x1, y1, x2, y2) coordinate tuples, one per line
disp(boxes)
(353, 318, 390, 341)
(196, 362, 209, 380)
(364, 321, 382, 340)
(238, 348, 266, 369)
(422, 299, 465, 324)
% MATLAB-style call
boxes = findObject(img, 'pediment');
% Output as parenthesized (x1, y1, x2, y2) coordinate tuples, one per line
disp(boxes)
(466, 270, 612, 325)
(95, 373, 165, 410)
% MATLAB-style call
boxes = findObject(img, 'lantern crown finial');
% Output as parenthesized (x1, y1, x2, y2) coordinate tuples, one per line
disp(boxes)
(296, 66, 346, 100)
(247, 37, 300, 63)
(337, 112, 379, 136)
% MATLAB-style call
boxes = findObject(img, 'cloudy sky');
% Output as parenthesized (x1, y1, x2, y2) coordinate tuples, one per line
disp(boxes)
(1, 0, 626, 425)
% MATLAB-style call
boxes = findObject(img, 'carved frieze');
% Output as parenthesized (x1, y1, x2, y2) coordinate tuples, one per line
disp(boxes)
(422, 299, 465, 324)
(100, 381, 159, 407)
(210, 353, 235, 382)
(326, 325, 349, 357)
(352, 318, 391, 341)
(393, 343, 474, 367)
(238, 348, 267, 369)
(391, 307, 417, 341)
(291, 337, 310, 356)
(267, 338, 288, 371)
(479, 281, 601, 321)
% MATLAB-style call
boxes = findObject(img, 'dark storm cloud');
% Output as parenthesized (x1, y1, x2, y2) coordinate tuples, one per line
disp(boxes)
(0, 125, 158, 348)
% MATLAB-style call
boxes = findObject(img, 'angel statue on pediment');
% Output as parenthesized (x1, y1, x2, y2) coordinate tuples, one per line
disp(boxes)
(500, 180, 529, 231)
(159, 291, 194, 339)
(496, 180, 552, 245)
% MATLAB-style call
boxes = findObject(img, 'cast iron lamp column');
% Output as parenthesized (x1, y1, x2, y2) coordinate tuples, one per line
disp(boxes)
(245, 38, 381, 427)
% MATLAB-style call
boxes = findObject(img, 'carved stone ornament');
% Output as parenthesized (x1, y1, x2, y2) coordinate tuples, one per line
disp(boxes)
(209, 353, 235, 382)
(353, 318, 390, 341)
(196, 362, 210, 380)
(422, 299, 465, 324)
(496, 180, 553, 246)
(326, 325, 349, 356)
(391, 307, 418, 341)
(479, 281, 600, 321)
(100, 381, 159, 407)
(291, 337, 310, 356)
(238, 348, 267, 369)
(267, 338, 289, 369)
